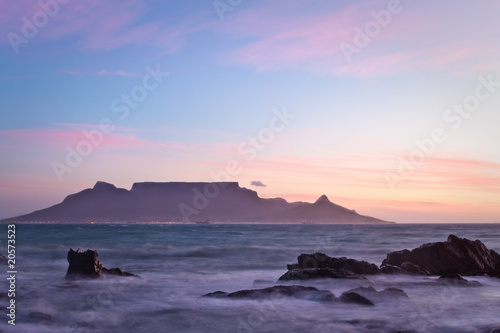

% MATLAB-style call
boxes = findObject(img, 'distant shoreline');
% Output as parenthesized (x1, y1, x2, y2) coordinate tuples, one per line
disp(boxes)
(2, 221, 499, 225)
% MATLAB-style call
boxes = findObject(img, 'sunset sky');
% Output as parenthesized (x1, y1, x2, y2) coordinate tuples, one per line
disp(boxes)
(1, 0, 499, 222)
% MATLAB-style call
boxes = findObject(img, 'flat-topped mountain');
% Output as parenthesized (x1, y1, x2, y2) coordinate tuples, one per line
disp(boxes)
(4, 181, 393, 224)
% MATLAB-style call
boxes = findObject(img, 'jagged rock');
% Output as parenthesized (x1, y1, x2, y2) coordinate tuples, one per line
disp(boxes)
(340, 292, 374, 306)
(204, 291, 228, 298)
(382, 235, 500, 276)
(287, 252, 380, 274)
(281, 252, 379, 280)
(102, 267, 136, 277)
(278, 268, 364, 281)
(66, 248, 103, 279)
(380, 264, 410, 274)
(204, 285, 336, 303)
(66, 248, 135, 279)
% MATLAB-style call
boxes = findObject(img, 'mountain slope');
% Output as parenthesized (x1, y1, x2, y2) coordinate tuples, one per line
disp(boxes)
(4, 181, 393, 223)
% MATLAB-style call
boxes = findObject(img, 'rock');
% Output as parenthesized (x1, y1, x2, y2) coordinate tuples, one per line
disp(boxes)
(438, 273, 482, 287)
(288, 252, 380, 274)
(28, 312, 54, 323)
(399, 262, 430, 275)
(205, 285, 336, 303)
(341, 286, 408, 305)
(278, 268, 365, 281)
(487, 270, 500, 278)
(66, 248, 103, 279)
(281, 252, 379, 280)
(340, 292, 374, 306)
(203, 291, 228, 298)
(382, 235, 500, 276)
(102, 267, 136, 277)
(0, 254, 7, 264)
(66, 248, 136, 279)
(380, 264, 411, 274)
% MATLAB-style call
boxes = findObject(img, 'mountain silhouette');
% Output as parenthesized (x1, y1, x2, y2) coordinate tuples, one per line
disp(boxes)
(3, 181, 392, 223)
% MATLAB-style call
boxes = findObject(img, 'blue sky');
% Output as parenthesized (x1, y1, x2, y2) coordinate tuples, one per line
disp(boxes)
(1, 0, 500, 222)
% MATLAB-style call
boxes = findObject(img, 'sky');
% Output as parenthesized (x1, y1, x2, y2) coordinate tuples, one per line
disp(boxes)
(1, 0, 499, 223)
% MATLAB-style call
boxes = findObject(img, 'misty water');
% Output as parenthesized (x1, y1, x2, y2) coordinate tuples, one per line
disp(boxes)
(2, 223, 500, 333)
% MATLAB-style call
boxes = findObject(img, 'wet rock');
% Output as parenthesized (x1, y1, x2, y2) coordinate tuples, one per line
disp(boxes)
(66, 248, 103, 279)
(382, 234, 500, 276)
(380, 264, 411, 274)
(205, 285, 336, 303)
(287, 252, 380, 274)
(28, 311, 54, 323)
(487, 270, 500, 278)
(340, 292, 374, 306)
(438, 273, 482, 286)
(278, 268, 364, 281)
(400, 262, 430, 275)
(66, 248, 135, 279)
(102, 267, 136, 277)
(342, 286, 408, 305)
(281, 252, 379, 280)
(203, 291, 228, 298)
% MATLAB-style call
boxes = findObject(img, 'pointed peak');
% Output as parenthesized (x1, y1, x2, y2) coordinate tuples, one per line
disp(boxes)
(315, 194, 331, 204)
(93, 181, 117, 191)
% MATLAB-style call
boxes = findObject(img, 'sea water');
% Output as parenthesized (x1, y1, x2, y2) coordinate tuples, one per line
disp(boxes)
(1, 223, 500, 333)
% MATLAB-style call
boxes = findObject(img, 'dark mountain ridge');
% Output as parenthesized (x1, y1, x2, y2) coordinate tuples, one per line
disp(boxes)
(3, 181, 393, 224)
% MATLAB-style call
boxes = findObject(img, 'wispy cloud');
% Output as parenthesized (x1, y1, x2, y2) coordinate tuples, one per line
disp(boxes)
(1, 0, 206, 54)
(214, 0, 500, 76)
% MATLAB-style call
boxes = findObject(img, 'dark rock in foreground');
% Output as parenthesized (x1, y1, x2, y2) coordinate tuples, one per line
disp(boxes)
(438, 273, 482, 287)
(280, 235, 500, 280)
(0, 254, 7, 264)
(342, 286, 409, 305)
(205, 285, 336, 303)
(287, 252, 381, 274)
(339, 292, 374, 306)
(28, 311, 54, 323)
(206, 285, 410, 307)
(102, 267, 137, 277)
(280, 252, 379, 280)
(382, 234, 500, 276)
(279, 268, 365, 281)
(380, 264, 413, 274)
(66, 248, 135, 279)
(66, 248, 103, 279)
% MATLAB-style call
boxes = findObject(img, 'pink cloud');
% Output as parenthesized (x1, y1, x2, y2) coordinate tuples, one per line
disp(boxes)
(1, 0, 202, 54)
(0, 128, 148, 150)
(215, 0, 500, 76)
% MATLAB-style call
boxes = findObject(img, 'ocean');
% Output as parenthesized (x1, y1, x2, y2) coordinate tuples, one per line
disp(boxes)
(1, 223, 500, 333)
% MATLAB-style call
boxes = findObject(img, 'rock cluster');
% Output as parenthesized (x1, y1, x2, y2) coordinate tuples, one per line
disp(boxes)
(205, 285, 408, 306)
(280, 235, 500, 280)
